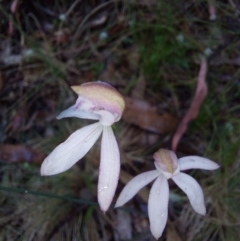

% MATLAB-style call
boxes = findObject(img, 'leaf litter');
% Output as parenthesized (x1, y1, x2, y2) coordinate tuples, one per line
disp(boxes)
(0, 0, 239, 240)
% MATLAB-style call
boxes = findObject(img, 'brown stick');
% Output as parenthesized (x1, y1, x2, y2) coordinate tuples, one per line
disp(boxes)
(171, 57, 208, 152)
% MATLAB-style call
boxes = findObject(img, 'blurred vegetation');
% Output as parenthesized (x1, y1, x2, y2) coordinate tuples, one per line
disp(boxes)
(0, 0, 240, 240)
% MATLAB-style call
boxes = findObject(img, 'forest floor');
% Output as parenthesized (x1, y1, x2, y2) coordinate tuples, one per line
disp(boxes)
(0, 0, 240, 240)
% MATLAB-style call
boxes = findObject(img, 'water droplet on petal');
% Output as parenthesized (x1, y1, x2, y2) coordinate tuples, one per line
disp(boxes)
(99, 186, 108, 192)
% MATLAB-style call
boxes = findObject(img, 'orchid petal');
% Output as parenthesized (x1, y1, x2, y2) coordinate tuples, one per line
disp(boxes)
(172, 172, 206, 215)
(178, 156, 220, 171)
(98, 126, 120, 212)
(93, 109, 116, 126)
(115, 170, 159, 208)
(148, 175, 169, 240)
(56, 105, 99, 120)
(41, 122, 103, 176)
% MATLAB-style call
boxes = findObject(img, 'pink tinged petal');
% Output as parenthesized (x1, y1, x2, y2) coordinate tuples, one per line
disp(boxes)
(115, 170, 159, 208)
(179, 156, 220, 171)
(56, 105, 99, 120)
(41, 122, 103, 176)
(98, 126, 121, 212)
(148, 175, 169, 240)
(172, 172, 206, 215)
(71, 81, 125, 118)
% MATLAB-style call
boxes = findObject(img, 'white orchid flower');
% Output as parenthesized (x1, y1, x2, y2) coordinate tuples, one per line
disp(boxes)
(115, 148, 219, 239)
(41, 81, 125, 212)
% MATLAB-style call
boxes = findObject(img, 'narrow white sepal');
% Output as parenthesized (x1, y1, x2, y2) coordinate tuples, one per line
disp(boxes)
(56, 105, 99, 120)
(172, 172, 206, 215)
(148, 175, 169, 240)
(98, 126, 120, 212)
(115, 170, 159, 208)
(41, 122, 103, 176)
(179, 156, 220, 171)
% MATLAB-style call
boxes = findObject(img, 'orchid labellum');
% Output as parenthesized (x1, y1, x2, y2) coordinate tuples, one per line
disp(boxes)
(41, 81, 125, 212)
(115, 148, 219, 239)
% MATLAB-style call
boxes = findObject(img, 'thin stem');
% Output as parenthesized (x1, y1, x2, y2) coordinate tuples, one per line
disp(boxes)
(0, 185, 97, 206)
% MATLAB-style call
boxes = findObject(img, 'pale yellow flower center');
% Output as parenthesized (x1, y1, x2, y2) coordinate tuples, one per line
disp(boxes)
(71, 82, 125, 115)
(153, 148, 178, 174)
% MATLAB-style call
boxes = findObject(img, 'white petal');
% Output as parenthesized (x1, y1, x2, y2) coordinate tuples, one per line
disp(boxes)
(93, 109, 116, 126)
(56, 105, 99, 120)
(41, 122, 103, 175)
(115, 170, 159, 208)
(179, 156, 220, 171)
(148, 175, 169, 240)
(98, 126, 121, 212)
(172, 172, 206, 215)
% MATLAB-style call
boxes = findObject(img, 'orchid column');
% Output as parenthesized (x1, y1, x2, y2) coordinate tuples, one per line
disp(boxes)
(41, 81, 125, 212)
